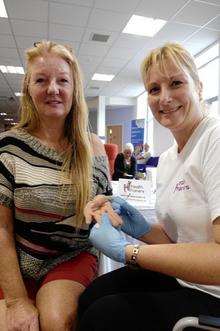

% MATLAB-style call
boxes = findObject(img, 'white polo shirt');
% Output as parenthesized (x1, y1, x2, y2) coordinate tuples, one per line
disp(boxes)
(156, 116, 220, 298)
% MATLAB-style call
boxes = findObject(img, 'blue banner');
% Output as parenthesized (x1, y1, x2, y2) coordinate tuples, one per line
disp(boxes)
(131, 119, 145, 156)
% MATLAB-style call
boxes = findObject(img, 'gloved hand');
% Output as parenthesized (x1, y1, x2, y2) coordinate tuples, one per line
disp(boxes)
(110, 196, 151, 239)
(89, 213, 129, 263)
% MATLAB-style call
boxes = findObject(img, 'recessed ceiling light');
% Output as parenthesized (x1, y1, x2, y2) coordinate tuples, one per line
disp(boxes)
(0, 0, 8, 18)
(0, 113, 7, 116)
(92, 73, 115, 81)
(15, 92, 22, 97)
(123, 15, 166, 37)
(0, 65, 24, 74)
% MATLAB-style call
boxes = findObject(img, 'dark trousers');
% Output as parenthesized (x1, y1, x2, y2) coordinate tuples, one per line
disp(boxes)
(77, 266, 220, 331)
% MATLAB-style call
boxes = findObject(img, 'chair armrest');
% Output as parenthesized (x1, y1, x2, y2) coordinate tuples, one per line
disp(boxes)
(199, 315, 220, 328)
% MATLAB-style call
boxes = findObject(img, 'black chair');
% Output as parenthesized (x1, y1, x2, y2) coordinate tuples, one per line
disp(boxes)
(145, 156, 159, 167)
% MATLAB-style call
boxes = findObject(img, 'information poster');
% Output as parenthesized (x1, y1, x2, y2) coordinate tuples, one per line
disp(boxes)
(131, 119, 145, 156)
(118, 178, 152, 208)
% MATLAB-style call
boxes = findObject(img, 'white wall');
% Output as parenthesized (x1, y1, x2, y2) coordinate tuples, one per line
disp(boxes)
(88, 105, 174, 156)
(153, 120, 174, 155)
(106, 106, 137, 146)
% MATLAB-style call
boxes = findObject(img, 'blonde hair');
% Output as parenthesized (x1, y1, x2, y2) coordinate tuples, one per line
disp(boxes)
(17, 40, 92, 227)
(141, 43, 201, 90)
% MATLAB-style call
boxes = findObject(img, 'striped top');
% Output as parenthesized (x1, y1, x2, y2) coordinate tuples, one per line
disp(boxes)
(0, 129, 112, 280)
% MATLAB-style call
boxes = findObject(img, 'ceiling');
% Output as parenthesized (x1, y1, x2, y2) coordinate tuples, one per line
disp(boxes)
(0, 0, 219, 121)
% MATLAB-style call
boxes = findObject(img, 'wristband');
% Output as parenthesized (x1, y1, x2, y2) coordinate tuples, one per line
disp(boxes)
(127, 244, 140, 266)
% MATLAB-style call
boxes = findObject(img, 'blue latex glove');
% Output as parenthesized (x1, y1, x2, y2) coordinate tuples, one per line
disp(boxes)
(110, 196, 151, 239)
(89, 213, 129, 263)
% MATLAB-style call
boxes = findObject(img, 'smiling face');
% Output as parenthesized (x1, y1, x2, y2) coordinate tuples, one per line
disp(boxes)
(146, 59, 203, 134)
(28, 53, 74, 124)
(123, 149, 132, 159)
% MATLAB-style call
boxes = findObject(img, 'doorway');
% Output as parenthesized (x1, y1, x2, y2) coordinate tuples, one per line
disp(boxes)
(106, 125, 122, 152)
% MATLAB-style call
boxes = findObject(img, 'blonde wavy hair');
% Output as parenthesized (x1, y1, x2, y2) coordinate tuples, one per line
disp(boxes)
(16, 40, 92, 227)
(141, 42, 202, 94)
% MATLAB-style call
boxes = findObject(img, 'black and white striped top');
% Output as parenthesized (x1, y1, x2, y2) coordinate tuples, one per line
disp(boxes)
(0, 128, 112, 280)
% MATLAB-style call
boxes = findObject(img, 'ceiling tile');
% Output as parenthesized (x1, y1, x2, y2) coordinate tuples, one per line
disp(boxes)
(88, 9, 130, 31)
(173, 0, 220, 26)
(0, 57, 22, 66)
(0, 48, 20, 60)
(15, 36, 41, 49)
(113, 34, 151, 50)
(49, 40, 80, 52)
(49, 2, 91, 26)
(119, 84, 144, 97)
(135, 0, 189, 20)
(96, 66, 120, 75)
(49, 0, 94, 6)
(206, 16, 220, 31)
(0, 18, 11, 34)
(79, 42, 110, 57)
(184, 28, 220, 55)
(195, 0, 220, 5)
(107, 46, 139, 60)
(11, 20, 48, 38)
(154, 22, 200, 42)
(6, 0, 48, 22)
(94, 0, 140, 13)
(49, 24, 85, 42)
(0, 34, 16, 48)
(79, 54, 103, 66)
(101, 57, 129, 68)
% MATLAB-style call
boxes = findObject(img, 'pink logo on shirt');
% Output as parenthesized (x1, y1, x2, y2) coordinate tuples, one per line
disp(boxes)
(174, 180, 190, 193)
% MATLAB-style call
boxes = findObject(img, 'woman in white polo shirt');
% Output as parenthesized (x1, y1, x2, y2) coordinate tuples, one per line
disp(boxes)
(77, 43, 220, 331)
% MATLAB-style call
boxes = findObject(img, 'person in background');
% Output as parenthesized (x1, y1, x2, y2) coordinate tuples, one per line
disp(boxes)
(137, 142, 151, 164)
(112, 143, 137, 180)
(0, 41, 111, 331)
(77, 42, 220, 331)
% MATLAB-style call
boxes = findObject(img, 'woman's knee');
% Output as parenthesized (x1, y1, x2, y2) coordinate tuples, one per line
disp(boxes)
(39, 306, 75, 331)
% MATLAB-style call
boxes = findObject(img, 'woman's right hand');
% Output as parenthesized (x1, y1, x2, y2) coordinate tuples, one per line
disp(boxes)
(84, 195, 123, 227)
(6, 297, 39, 331)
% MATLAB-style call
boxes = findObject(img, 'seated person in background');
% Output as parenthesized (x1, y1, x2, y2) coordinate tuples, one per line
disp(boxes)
(136, 142, 151, 164)
(0, 40, 111, 331)
(112, 143, 136, 180)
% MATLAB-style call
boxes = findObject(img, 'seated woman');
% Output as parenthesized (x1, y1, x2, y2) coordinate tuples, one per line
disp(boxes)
(112, 143, 137, 180)
(0, 40, 111, 331)
(136, 142, 151, 164)
(77, 42, 220, 331)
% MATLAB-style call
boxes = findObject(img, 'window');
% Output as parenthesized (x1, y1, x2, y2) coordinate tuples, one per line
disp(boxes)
(137, 91, 154, 153)
(197, 42, 220, 118)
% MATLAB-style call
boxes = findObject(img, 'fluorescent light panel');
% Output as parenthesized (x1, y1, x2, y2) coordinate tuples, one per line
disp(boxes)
(0, 0, 7, 18)
(92, 73, 115, 81)
(123, 15, 166, 37)
(0, 65, 24, 74)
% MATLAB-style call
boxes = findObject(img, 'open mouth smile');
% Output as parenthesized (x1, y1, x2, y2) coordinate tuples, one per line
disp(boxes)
(159, 105, 182, 114)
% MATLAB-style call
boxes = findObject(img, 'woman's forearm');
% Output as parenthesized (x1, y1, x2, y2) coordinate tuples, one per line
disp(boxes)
(139, 223, 173, 244)
(126, 242, 220, 285)
(0, 230, 27, 300)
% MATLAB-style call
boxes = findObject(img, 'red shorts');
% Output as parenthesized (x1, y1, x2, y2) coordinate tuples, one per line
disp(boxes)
(0, 251, 98, 300)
